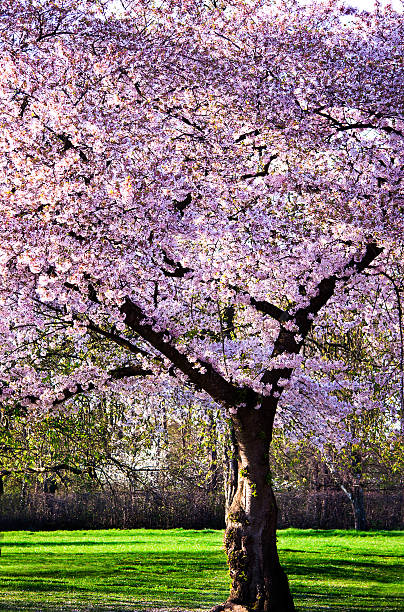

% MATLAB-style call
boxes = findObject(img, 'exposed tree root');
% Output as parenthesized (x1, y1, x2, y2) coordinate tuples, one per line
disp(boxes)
(209, 602, 250, 612)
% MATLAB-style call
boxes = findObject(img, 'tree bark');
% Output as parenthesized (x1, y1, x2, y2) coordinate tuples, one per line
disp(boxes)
(224, 421, 239, 514)
(208, 411, 218, 492)
(345, 447, 367, 531)
(340, 483, 367, 531)
(212, 404, 295, 612)
(351, 484, 367, 531)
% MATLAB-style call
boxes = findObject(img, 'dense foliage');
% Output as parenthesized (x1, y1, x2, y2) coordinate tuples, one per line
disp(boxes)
(0, 1, 403, 610)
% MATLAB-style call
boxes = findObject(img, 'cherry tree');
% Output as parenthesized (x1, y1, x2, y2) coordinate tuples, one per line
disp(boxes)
(273, 257, 404, 531)
(0, 0, 403, 610)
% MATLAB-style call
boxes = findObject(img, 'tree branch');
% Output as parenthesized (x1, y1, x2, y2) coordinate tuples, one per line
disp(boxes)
(87, 321, 152, 359)
(248, 295, 289, 322)
(229, 284, 289, 322)
(294, 242, 383, 335)
(261, 243, 383, 395)
(22, 363, 153, 409)
(120, 297, 258, 408)
(0, 463, 83, 477)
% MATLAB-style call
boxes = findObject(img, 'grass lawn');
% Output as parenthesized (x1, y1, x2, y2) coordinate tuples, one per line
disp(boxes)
(0, 528, 402, 611)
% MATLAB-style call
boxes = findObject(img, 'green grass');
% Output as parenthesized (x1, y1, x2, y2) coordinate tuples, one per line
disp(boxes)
(0, 528, 402, 611)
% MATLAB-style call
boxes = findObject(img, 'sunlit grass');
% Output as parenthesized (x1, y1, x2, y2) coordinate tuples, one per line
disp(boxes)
(0, 528, 402, 611)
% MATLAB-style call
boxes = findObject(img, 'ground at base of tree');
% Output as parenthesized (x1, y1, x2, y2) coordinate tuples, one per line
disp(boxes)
(0, 529, 402, 611)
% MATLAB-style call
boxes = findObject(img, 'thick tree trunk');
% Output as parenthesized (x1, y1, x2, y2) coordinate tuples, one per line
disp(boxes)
(212, 405, 295, 612)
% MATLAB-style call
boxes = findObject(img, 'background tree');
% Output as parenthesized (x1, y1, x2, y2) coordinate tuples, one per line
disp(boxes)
(289, 268, 404, 530)
(0, 380, 227, 530)
(0, 1, 403, 611)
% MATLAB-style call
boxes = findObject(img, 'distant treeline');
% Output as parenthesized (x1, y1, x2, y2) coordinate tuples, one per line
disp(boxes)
(1, 488, 402, 531)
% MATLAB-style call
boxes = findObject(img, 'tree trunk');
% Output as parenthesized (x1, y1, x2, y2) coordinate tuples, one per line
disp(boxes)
(208, 411, 218, 492)
(212, 404, 295, 612)
(224, 421, 239, 514)
(345, 447, 367, 531)
(351, 484, 367, 531)
(340, 483, 367, 531)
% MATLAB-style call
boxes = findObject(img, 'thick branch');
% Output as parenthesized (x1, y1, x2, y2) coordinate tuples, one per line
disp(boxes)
(120, 297, 258, 408)
(62, 280, 255, 407)
(294, 242, 383, 335)
(262, 243, 383, 393)
(162, 251, 192, 277)
(248, 295, 289, 322)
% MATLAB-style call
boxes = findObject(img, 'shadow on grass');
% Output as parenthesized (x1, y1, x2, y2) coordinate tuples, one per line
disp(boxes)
(0, 603, 199, 612)
(0, 601, 402, 612)
(0, 541, 133, 548)
(1, 537, 403, 612)
(1, 550, 227, 609)
(283, 557, 403, 584)
(282, 529, 404, 538)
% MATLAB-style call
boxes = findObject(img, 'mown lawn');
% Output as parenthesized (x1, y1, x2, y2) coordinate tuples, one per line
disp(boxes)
(0, 528, 402, 611)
